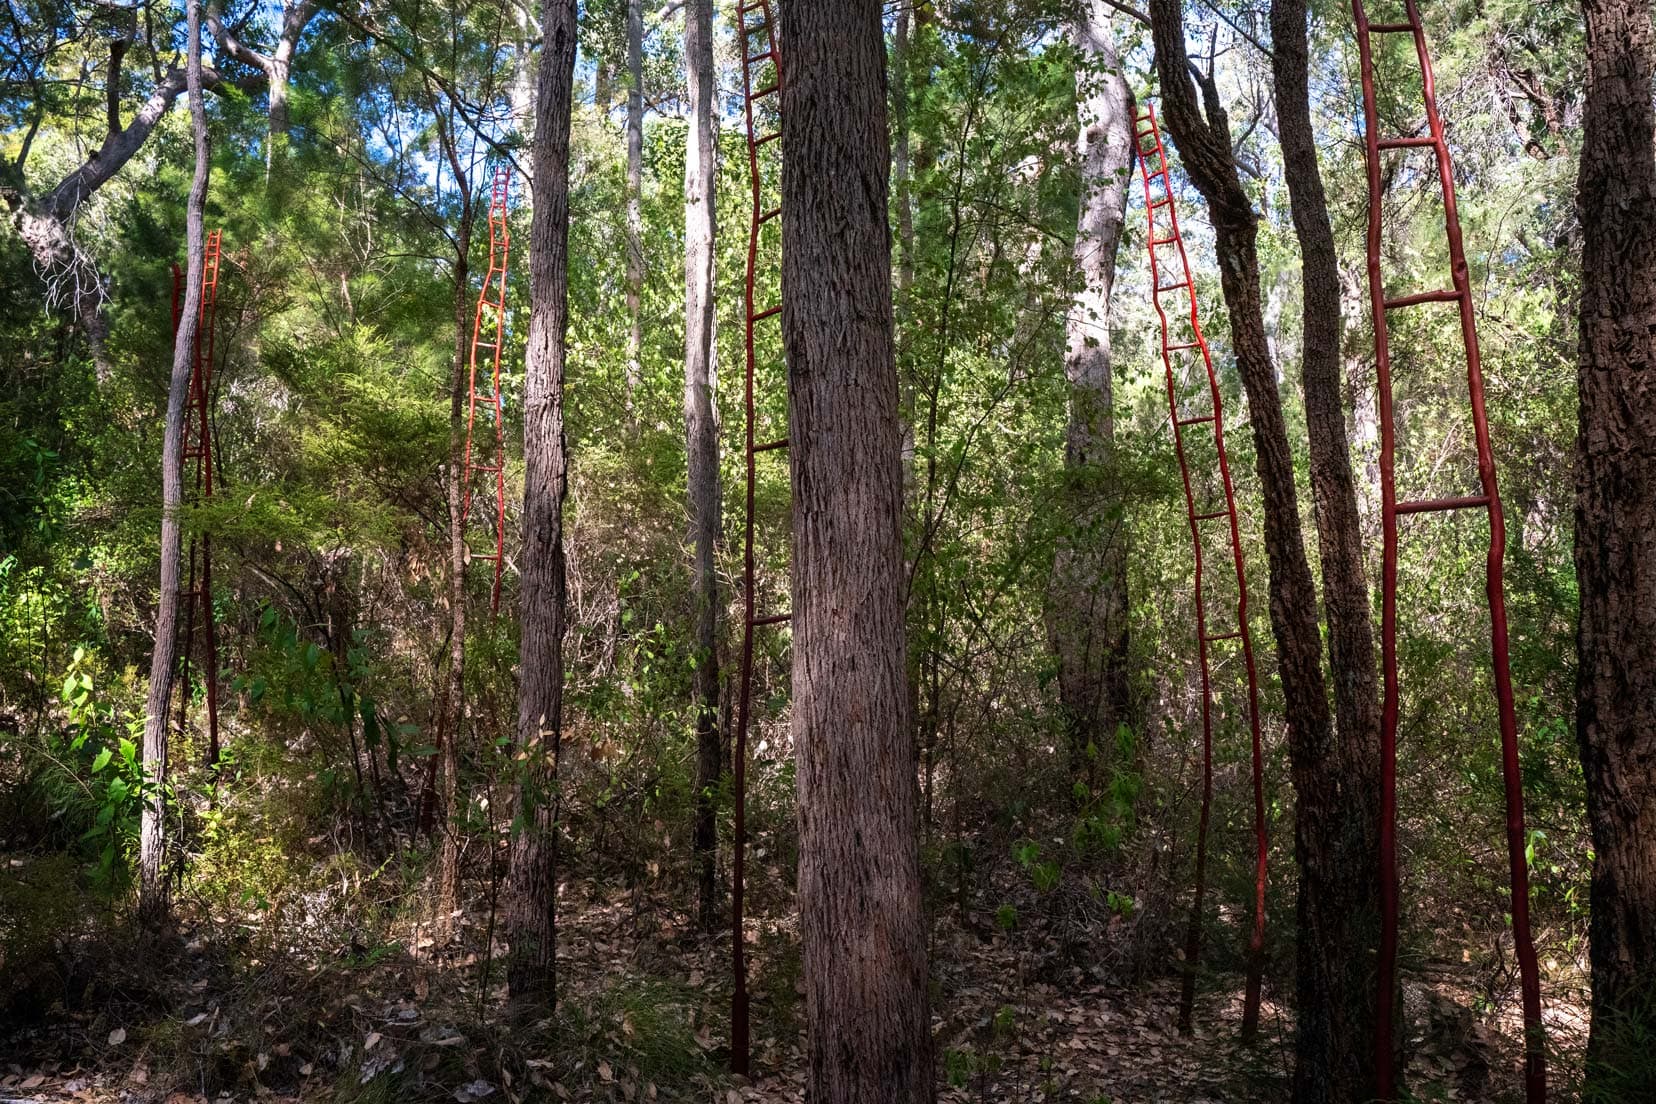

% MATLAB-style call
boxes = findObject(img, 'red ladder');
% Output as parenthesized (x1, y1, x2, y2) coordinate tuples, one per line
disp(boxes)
(463, 166, 513, 613)
(174, 229, 224, 768)
(730, 0, 785, 1077)
(1352, 4, 1544, 1100)
(1132, 104, 1268, 1038)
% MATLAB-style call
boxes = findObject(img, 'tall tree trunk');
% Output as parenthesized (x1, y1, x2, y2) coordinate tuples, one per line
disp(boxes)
(1269, 0, 1384, 1092)
(623, 0, 645, 414)
(782, 3, 934, 1100)
(1575, 0, 1656, 1093)
(436, 217, 472, 943)
(682, 0, 722, 935)
(1047, 1, 1133, 786)
(504, 0, 577, 1005)
(892, 5, 915, 298)
(139, 0, 210, 927)
(1147, 0, 1338, 1038)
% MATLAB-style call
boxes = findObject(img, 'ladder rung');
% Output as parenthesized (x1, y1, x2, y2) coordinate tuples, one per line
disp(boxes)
(1384, 288, 1462, 309)
(1167, 342, 1201, 352)
(751, 305, 782, 322)
(1177, 414, 1215, 427)
(1195, 510, 1228, 521)
(1369, 21, 1415, 32)
(751, 612, 792, 627)
(1205, 631, 1243, 643)
(752, 83, 779, 99)
(1376, 135, 1437, 151)
(1150, 196, 1174, 209)
(470, 464, 504, 473)
(1394, 494, 1489, 516)
(1157, 280, 1190, 293)
(468, 551, 502, 562)
(758, 206, 781, 224)
(747, 51, 772, 64)
(752, 437, 789, 453)
(1151, 235, 1178, 246)
(755, 131, 782, 147)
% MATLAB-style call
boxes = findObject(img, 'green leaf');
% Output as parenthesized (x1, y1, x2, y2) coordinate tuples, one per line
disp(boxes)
(91, 747, 112, 773)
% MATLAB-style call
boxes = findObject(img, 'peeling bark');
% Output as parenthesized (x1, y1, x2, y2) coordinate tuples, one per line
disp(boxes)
(1047, 1, 1134, 785)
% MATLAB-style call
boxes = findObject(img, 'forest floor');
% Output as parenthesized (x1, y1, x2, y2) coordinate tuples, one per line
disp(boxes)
(0, 862, 1589, 1104)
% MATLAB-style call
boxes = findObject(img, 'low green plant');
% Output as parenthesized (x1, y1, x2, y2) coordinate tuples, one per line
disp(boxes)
(49, 646, 152, 891)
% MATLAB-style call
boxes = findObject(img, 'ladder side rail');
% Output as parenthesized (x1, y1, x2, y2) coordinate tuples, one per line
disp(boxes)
(1134, 112, 1216, 1038)
(1136, 104, 1270, 1037)
(1352, 4, 1545, 1098)
(1148, 104, 1273, 1032)
(730, 0, 777, 1073)
(1398, 21, 1542, 1091)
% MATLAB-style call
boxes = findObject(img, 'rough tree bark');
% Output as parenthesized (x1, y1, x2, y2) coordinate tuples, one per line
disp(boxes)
(1575, 0, 1656, 1092)
(781, 2, 935, 1100)
(681, 0, 722, 935)
(139, 0, 211, 928)
(1268, 0, 1385, 1094)
(1046, 0, 1134, 785)
(1147, 0, 1340, 1053)
(504, 0, 578, 1005)
(623, 0, 645, 414)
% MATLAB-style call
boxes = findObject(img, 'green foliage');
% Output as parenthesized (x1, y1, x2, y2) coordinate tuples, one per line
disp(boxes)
(29, 646, 152, 893)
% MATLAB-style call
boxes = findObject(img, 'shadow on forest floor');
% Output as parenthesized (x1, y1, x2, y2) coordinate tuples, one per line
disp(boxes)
(0, 865, 1589, 1104)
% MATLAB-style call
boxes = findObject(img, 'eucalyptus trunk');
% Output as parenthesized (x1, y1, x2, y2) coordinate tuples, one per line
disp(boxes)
(139, 0, 210, 927)
(782, 2, 934, 1099)
(623, 0, 645, 413)
(682, 0, 722, 934)
(1576, 0, 1656, 1094)
(1047, 0, 1134, 786)
(504, 0, 578, 1005)
(1269, 0, 1385, 1092)
(436, 214, 471, 943)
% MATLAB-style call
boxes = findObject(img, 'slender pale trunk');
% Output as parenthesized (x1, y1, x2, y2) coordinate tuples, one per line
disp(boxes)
(682, 0, 722, 934)
(139, 0, 210, 926)
(504, 0, 578, 1005)
(1576, 0, 1656, 1094)
(436, 212, 472, 942)
(782, 2, 934, 1100)
(624, 0, 645, 413)
(892, 6, 915, 297)
(1047, 1, 1133, 785)
(1269, 0, 1384, 1092)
